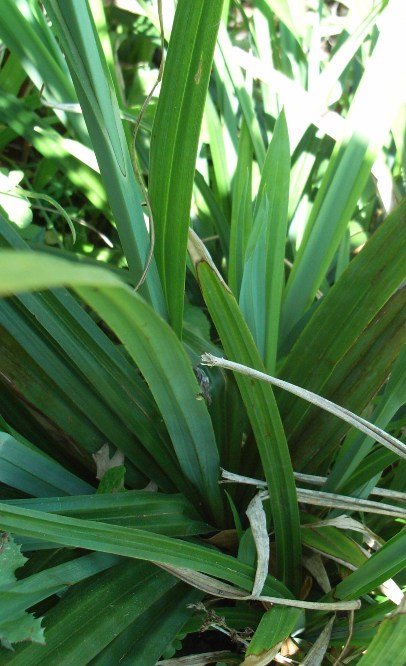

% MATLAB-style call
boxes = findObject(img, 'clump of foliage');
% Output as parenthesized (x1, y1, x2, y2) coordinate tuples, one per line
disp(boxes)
(0, 0, 405, 663)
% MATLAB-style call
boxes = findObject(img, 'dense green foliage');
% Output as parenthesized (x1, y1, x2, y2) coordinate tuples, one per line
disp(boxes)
(0, 0, 405, 663)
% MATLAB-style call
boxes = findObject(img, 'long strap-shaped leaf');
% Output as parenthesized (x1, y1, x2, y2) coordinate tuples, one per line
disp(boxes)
(188, 230, 301, 594)
(4, 491, 213, 536)
(239, 110, 290, 372)
(41, 0, 166, 313)
(0, 250, 224, 524)
(0, 502, 291, 600)
(149, 0, 224, 336)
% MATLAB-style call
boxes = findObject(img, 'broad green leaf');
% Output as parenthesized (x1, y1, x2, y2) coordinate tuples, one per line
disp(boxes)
(0, 242, 120, 297)
(1, 551, 119, 627)
(240, 110, 290, 371)
(289, 284, 406, 472)
(87, 0, 127, 111)
(245, 606, 300, 658)
(327, 346, 406, 494)
(188, 231, 301, 594)
(75, 285, 224, 523)
(0, 52, 26, 97)
(96, 465, 126, 494)
(0, 250, 224, 523)
(0, 301, 170, 491)
(0, 214, 177, 492)
(0, 533, 26, 587)
(301, 518, 367, 570)
(149, 0, 224, 335)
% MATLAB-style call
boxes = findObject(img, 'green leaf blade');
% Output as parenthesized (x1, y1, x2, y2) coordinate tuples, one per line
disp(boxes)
(240, 109, 290, 371)
(149, 0, 224, 335)
(189, 232, 301, 594)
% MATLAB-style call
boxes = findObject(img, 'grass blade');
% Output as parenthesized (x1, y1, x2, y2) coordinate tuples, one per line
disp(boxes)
(149, 0, 224, 335)
(188, 231, 301, 594)
(0, 0, 87, 142)
(278, 199, 406, 460)
(0, 215, 176, 490)
(217, 23, 266, 168)
(90, 584, 202, 666)
(41, 0, 166, 312)
(239, 110, 290, 371)
(5, 491, 213, 536)
(229, 119, 253, 296)
(0, 502, 293, 600)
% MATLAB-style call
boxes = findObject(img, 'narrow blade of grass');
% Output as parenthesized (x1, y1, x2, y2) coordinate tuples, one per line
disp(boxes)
(217, 23, 266, 168)
(288, 285, 406, 472)
(4, 491, 213, 536)
(229, 119, 253, 296)
(149, 0, 224, 335)
(188, 230, 301, 594)
(326, 346, 406, 493)
(239, 110, 290, 371)
(41, 0, 166, 312)
(0, 561, 178, 666)
(0, 0, 87, 142)
(90, 585, 202, 666)
(0, 502, 293, 600)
